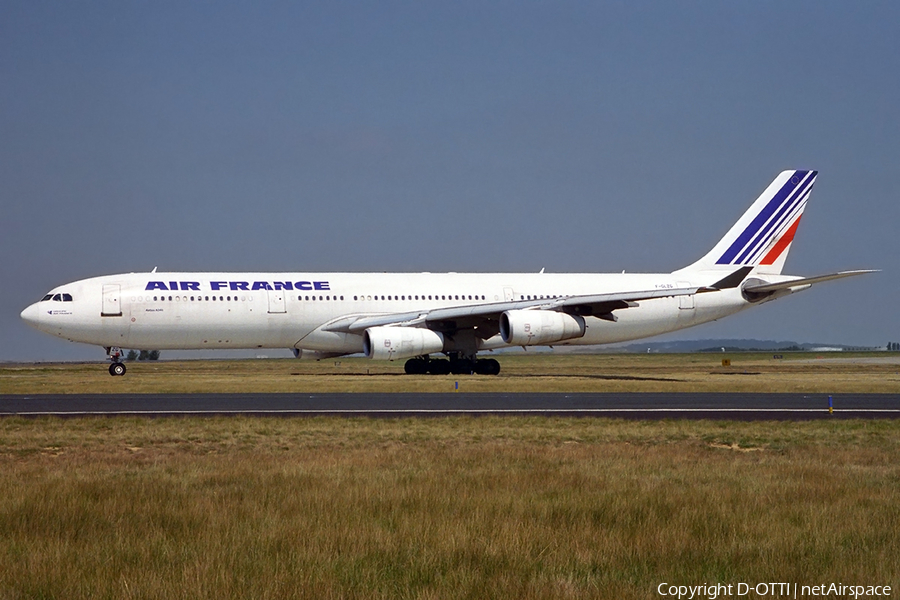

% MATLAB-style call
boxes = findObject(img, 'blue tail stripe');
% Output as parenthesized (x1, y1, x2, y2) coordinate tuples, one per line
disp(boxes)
(716, 172, 802, 264)
(738, 173, 815, 263)
(735, 172, 815, 264)
(742, 182, 812, 264)
(716, 170, 811, 264)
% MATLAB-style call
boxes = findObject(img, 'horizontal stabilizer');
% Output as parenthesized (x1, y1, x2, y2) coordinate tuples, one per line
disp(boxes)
(742, 270, 878, 294)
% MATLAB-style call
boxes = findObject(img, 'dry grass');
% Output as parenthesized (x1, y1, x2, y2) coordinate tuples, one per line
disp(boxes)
(0, 417, 898, 599)
(3, 352, 900, 394)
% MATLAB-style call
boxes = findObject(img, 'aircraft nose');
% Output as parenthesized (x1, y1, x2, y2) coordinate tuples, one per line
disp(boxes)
(20, 303, 42, 328)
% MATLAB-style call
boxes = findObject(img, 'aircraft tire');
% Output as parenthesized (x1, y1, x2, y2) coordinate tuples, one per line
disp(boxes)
(482, 358, 501, 375)
(450, 360, 474, 375)
(404, 358, 428, 375)
(475, 358, 501, 375)
(427, 359, 451, 375)
(109, 363, 126, 377)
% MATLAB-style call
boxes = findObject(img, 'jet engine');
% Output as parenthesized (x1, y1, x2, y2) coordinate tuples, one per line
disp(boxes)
(500, 310, 586, 346)
(292, 348, 348, 360)
(363, 327, 445, 361)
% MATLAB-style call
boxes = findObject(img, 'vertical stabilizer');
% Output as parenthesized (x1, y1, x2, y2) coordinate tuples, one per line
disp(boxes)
(676, 170, 816, 276)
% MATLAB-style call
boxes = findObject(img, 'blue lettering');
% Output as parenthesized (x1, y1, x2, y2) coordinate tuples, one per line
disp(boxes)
(152, 279, 328, 292)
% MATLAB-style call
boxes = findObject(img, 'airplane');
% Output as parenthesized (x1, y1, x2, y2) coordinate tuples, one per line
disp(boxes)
(21, 170, 874, 376)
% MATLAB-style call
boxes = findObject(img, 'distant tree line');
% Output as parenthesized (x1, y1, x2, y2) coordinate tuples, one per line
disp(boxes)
(125, 350, 160, 361)
(699, 345, 805, 353)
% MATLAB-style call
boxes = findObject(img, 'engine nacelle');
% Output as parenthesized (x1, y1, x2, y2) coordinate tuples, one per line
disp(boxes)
(363, 327, 445, 361)
(292, 348, 348, 360)
(500, 310, 586, 346)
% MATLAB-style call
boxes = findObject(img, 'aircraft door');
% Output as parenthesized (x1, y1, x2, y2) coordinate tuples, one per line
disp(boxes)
(101, 284, 123, 317)
(503, 287, 515, 302)
(677, 281, 695, 310)
(267, 289, 287, 314)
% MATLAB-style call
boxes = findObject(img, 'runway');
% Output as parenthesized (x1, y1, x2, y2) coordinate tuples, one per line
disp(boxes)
(1, 393, 899, 419)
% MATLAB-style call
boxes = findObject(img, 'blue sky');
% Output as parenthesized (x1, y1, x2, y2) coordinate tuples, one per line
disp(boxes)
(2, 1, 897, 361)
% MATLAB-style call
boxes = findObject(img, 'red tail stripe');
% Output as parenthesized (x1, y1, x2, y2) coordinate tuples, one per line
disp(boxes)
(760, 217, 801, 266)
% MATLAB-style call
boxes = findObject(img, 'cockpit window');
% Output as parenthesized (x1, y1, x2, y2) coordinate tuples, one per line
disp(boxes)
(41, 294, 53, 302)
(52, 294, 62, 301)
(62, 293, 73, 302)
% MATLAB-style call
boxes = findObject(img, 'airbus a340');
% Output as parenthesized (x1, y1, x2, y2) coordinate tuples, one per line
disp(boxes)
(21, 170, 872, 376)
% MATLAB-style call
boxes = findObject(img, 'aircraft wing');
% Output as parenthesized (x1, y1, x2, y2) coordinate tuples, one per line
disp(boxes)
(742, 270, 877, 294)
(323, 286, 701, 336)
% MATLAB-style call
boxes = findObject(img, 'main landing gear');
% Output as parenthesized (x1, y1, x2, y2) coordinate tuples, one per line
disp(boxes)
(404, 354, 501, 376)
(106, 346, 127, 376)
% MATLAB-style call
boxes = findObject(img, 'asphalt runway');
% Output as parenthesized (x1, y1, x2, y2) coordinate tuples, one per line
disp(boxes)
(1, 393, 899, 419)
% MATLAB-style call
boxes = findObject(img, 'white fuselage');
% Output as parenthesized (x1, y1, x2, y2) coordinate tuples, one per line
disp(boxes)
(21, 271, 752, 356)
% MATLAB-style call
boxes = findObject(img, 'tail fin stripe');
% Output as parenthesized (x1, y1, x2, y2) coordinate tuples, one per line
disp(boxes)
(716, 170, 813, 265)
(731, 171, 813, 264)
(715, 173, 801, 264)
(735, 172, 815, 264)
(759, 216, 802, 266)
(744, 189, 810, 264)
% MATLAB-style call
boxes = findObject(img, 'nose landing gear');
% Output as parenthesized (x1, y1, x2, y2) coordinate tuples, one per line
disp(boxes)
(105, 347, 127, 376)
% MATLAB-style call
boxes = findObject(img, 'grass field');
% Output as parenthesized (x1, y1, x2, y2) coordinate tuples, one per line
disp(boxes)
(3, 352, 900, 394)
(0, 417, 898, 599)
(1, 355, 898, 598)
